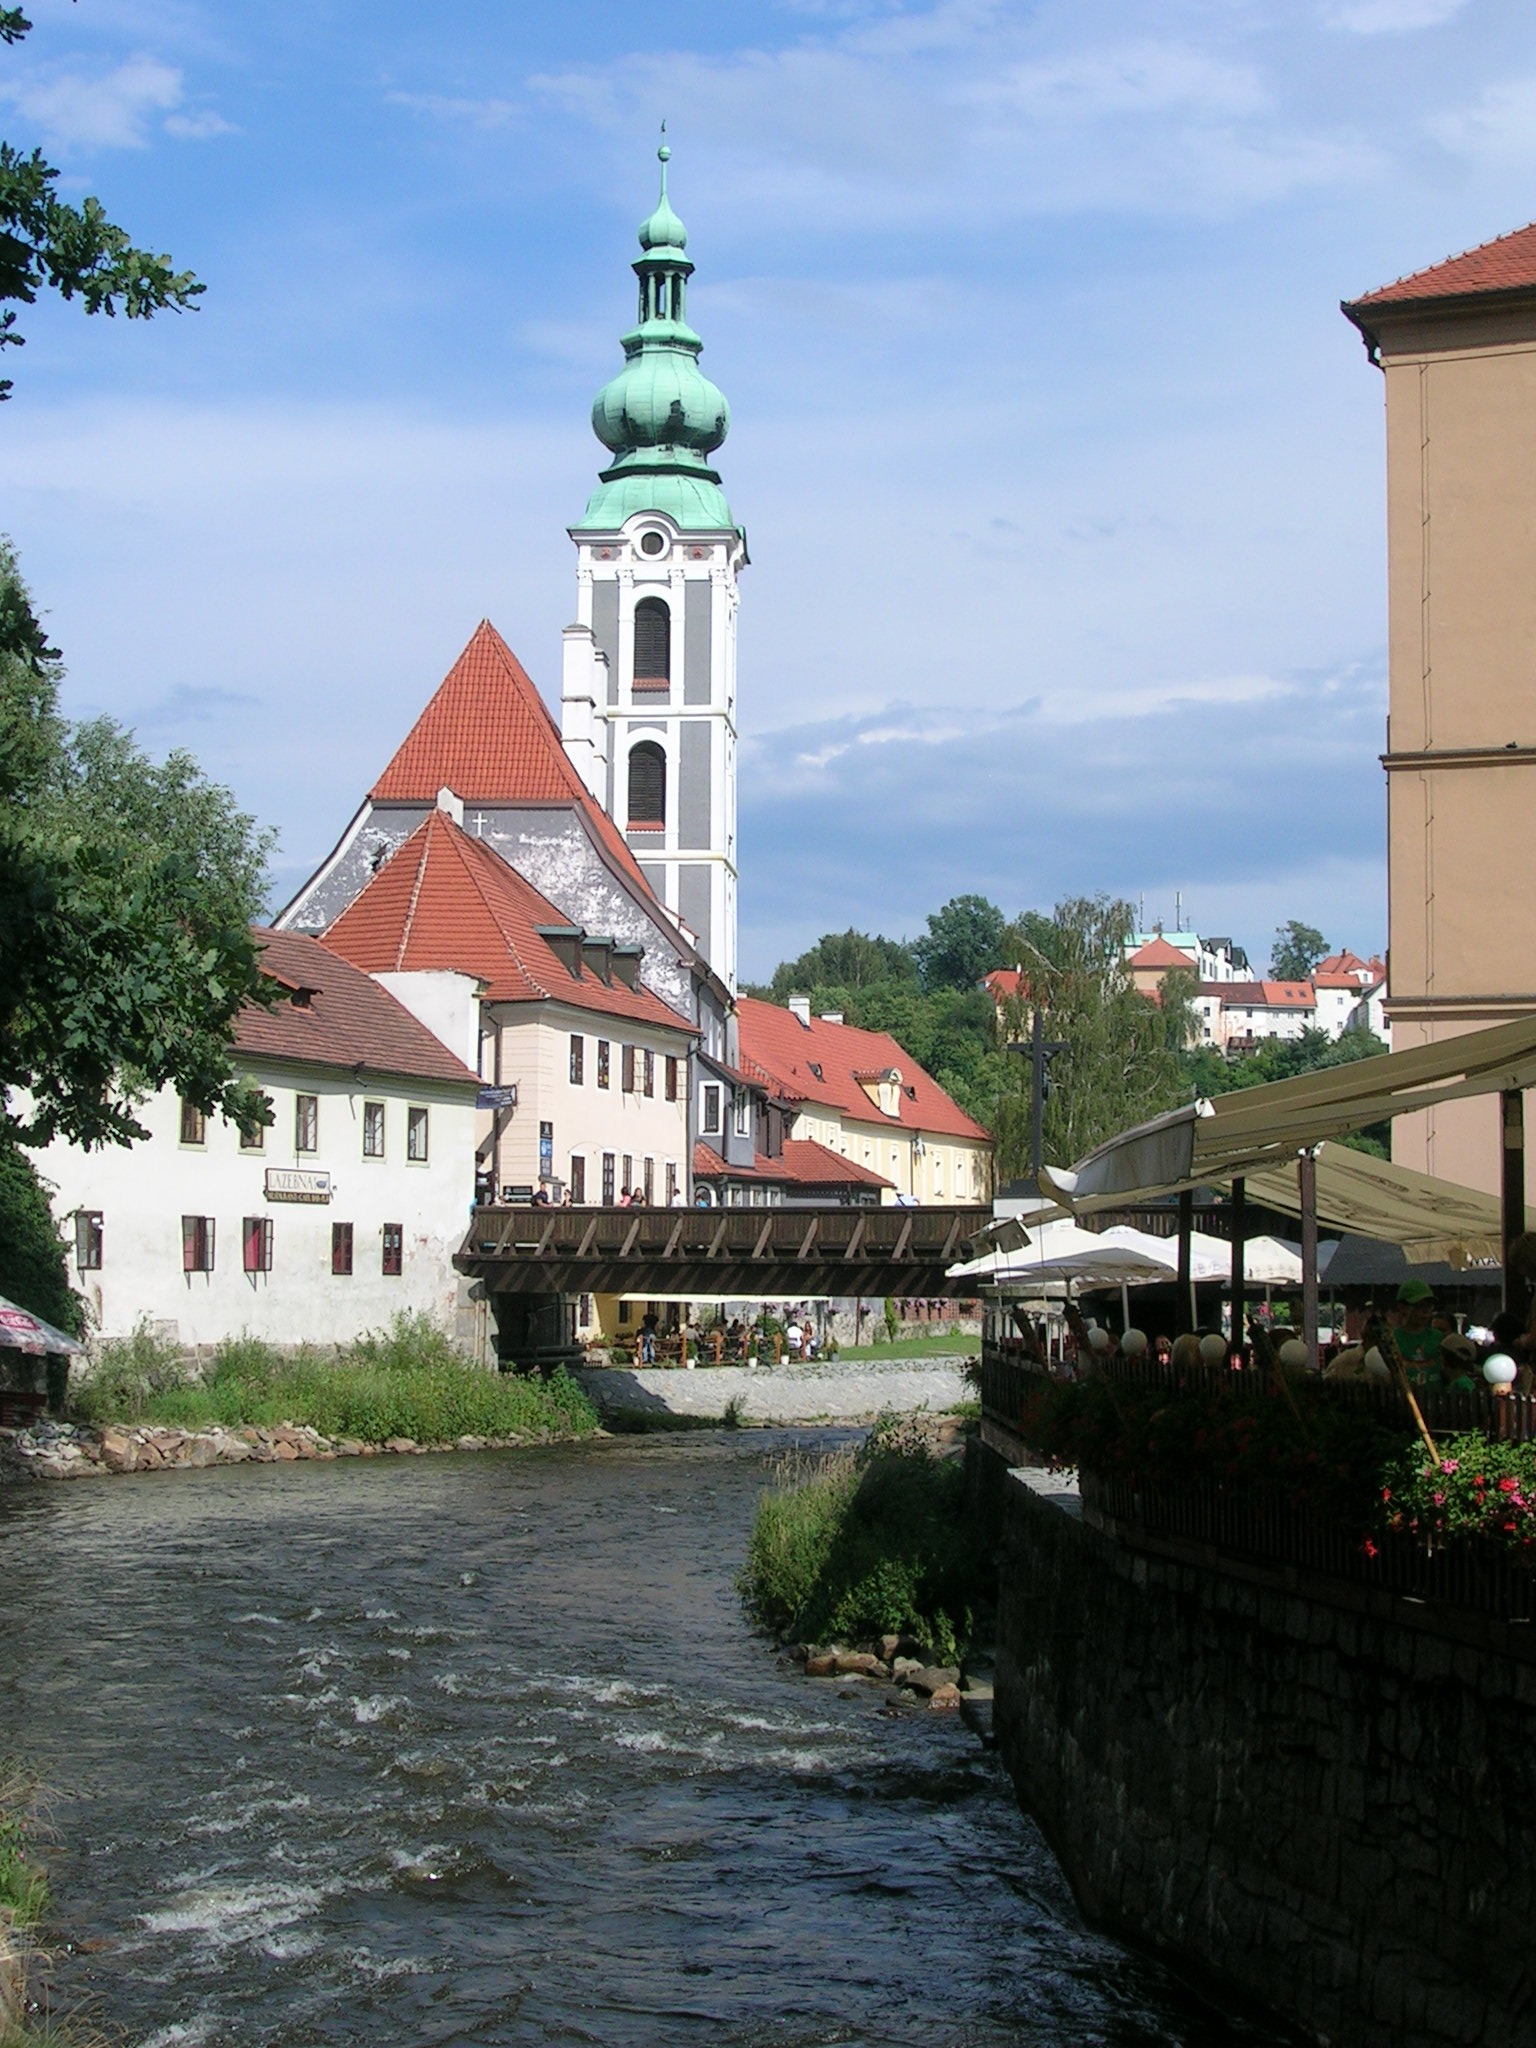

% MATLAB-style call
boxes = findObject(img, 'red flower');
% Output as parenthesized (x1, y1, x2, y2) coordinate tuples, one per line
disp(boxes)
(1363, 1539, 1379, 1558)
(1499, 1477, 1519, 1494)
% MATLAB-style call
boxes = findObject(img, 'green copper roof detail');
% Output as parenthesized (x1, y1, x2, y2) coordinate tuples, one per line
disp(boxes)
(574, 138, 737, 534)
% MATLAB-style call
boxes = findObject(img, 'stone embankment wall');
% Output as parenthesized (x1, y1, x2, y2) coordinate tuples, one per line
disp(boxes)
(0, 1420, 535, 1481)
(993, 1464, 1536, 2048)
(574, 1359, 973, 1425)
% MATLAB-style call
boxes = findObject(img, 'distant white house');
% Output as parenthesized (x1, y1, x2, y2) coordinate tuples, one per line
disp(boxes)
(30, 931, 482, 1353)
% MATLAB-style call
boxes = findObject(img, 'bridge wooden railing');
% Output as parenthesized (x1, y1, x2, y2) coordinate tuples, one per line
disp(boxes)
(457, 1202, 988, 1296)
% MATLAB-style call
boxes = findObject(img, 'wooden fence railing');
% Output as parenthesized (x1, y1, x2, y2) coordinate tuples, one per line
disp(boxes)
(981, 1341, 1536, 1622)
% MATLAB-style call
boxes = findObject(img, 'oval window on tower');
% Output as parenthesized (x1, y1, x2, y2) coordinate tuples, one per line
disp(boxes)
(633, 597, 671, 684)
(628, 742, 666, 828)
(638, 529, 667, 557)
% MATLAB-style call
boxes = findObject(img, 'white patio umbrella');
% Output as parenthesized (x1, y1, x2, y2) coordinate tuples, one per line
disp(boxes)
(1097, 1226, 1304, 1287)
(949, 1218, 1175, 1291)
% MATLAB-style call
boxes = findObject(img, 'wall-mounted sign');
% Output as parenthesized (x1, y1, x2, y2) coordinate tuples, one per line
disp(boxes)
(478, 1084, 518, 1110)
(265, 1168, 332, 1204)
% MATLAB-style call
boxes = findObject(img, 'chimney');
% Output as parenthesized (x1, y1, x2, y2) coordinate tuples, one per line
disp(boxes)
(819, 1010, 844, 1026)
(580, 934, 613, 984)
(610, 942, 643, 990)
(788, 993, 811, 1028)
(560, 623, 605, 802)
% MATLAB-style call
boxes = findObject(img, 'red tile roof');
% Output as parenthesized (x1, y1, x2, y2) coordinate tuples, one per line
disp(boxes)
(322, 810, 695, 1035)
(1346, 223, 1536, 313)
(239, 929, 478, 1087)
(368, 620, 654, 897)
(1313, 950, 1370, 979)
(983, 967, 1032, 1002)
(1128, 936, 1194, 971)
(691, 1139, 892, 1189)
(737, 996, 991, 1142)
(1207, 980, 1316, 1009)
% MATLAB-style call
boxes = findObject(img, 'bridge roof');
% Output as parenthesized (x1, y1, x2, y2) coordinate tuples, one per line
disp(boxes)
(737, 996, 991, 1142)
(324, 810, 695, 1033)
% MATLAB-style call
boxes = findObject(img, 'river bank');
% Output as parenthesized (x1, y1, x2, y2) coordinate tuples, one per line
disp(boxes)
(0, 1417, 589, 1482)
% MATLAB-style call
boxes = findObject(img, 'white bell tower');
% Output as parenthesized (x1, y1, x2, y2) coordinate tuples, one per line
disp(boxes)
(560, 140, 745, 994)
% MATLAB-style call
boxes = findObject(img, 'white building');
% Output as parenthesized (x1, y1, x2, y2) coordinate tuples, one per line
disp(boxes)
(33, 932, 481, 1351)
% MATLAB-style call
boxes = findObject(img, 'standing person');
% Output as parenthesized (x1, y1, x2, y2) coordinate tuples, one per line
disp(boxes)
(640, 1309, 658, 1364)
(1389, 1278, 1443, 1387)
(783, 1313, 801, 1361)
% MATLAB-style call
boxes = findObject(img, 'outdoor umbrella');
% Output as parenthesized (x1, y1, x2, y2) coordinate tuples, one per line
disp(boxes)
(949, 1219, 1174, 1290)
(0, 1295, 84, 1356)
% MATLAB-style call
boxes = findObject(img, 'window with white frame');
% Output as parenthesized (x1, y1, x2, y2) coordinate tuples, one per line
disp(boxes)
(407, 1106, 429, 1162)
(181, 1216, 215, 1272)
(295, 1093, 319, 1153)
(242, 1216, 273, 1273)
(362, 1100, 385, 1158)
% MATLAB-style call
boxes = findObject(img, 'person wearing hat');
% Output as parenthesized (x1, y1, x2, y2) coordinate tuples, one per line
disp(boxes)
(1438, 1332, 1479, 1393)
(1391, 1277, 1443, 1386)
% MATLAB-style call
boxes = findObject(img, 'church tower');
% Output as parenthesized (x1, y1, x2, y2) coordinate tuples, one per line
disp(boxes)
(561, 140, 745, 995)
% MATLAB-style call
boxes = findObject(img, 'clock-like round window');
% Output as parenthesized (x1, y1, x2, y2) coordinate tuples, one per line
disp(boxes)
(638, 530, 666, 557)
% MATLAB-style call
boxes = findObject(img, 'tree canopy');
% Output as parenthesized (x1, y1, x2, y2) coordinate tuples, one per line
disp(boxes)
(0, 549, 277, 1152)
(0, 8, 203, 401)
(911, 894, 1009, 992)
(1271, 919, 1328, 982)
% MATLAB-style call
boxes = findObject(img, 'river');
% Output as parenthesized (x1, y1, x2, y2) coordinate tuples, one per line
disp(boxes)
(0, 1432, 1288, 2046)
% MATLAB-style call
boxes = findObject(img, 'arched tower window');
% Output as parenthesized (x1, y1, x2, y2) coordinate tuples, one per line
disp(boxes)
(628, 741, 666, 827)
(633, 596, 671, 684)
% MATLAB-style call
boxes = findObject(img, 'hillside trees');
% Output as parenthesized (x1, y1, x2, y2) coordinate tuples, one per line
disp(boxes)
(1271, 919, 1328, 982)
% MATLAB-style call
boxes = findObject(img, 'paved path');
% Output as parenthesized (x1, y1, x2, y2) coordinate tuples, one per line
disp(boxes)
(574, 1357, 975, 1424)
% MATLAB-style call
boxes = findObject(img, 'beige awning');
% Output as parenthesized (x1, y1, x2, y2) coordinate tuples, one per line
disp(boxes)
(1046, 1014, 1536, 1205)
(1242, 1144, 1500, 1266)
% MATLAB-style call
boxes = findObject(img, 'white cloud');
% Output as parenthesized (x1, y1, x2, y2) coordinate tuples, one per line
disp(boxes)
(384, 90, 519, 132)
(972, 42, 1265, 122)
(1321, 0, 1469, 31)
(0, 51, 232, 151)
(1431, 76, 1536, 162)
(0, 53, 180, 150)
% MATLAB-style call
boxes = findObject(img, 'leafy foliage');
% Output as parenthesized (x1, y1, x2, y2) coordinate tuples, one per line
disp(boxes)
(1180, 1025, 1393, 1155)
(0, 12, 203, 402)
(0, 1759, 48, 1930)
(741, 1420, 990, 1662)
(1271, 919, 1328, 982)
(1381, 1434, 1536, 1556)
(764, 927, 916, 1000)
(911, 893, 1008, 993)
(69, 1315, 600, 1444)
(0, 1137, 80, 1332)
(0, 544, 278, 1148)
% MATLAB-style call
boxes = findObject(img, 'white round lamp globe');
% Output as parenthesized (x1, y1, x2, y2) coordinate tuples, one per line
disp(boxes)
(1087, 1325, 1111, 1353)
(1199, 1334, 1229, 1367)
(1483, 1352, 1518, 1390)
(1120, 1329, 1149, 1358)
(1278, 1338, 1310, 1369)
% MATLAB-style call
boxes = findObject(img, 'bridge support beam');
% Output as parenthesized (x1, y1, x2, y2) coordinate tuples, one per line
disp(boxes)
(490, 1292, 584, 1376)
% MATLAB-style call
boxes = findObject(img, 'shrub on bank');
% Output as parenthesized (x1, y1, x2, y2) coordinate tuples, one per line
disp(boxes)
(0, 1764, 47, 1932)
(741, 1418, 989, 1664)
(69, 1314, 599, 1445)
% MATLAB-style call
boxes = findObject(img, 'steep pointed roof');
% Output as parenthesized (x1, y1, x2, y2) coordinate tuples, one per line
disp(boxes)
(1345, 222, 1536, 314)
(368, 620, 652, 893)
(324, 810, 694, 1034)
(738, 996, 991, 1142)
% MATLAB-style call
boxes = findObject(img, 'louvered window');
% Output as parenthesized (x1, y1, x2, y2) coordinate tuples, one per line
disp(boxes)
(628, 742, 666, 827)
(633, 597, 671, 682)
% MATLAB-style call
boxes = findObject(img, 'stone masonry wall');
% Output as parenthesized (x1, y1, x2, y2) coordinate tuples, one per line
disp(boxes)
(993, 1463, 1536, 2048)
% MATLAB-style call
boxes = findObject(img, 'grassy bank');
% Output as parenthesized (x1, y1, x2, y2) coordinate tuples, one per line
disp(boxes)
(834, 1333, 980, 1361)
(741, 1418, 990, 1664)
(68, 1317, 600, 1447)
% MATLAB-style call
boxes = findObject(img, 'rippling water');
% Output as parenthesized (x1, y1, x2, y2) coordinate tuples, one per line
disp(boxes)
(0, 1433, 1286, 2046)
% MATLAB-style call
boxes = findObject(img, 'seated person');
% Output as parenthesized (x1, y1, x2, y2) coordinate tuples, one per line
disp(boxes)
(1438, 1332, 1479, 1392)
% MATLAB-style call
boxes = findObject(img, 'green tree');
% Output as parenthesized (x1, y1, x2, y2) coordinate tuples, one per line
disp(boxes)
(996, 894, 1184, 1173)
(911, 894, 1008, 993)
(1271, 920, 1328, 982)
(0, 8, 203, 402)
(0, 543, 277, 1148)
(1184, 1024, 1392, 1155)
(765, 928, 915, 1002)
(1157, 967, 1201, 1055)
(0, 1135, 81, 1332)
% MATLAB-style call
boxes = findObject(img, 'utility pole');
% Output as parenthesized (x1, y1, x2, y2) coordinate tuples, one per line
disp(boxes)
(1008, 1007, 1068, 1181)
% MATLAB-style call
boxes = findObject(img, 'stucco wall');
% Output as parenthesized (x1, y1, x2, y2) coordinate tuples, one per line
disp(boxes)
(34, 1061, 479, 1349)
(993, 1461, 1536, 2048)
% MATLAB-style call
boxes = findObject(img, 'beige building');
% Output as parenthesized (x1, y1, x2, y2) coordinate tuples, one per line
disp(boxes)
(1344, 224, 1536, 1195)
(737, 996, 993, 1206)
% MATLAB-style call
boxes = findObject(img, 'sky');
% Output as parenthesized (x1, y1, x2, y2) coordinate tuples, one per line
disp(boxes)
(6, 0, 1536, 981)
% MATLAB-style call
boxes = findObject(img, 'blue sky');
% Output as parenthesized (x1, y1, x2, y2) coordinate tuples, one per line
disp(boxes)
(5, 0, 1536, 979)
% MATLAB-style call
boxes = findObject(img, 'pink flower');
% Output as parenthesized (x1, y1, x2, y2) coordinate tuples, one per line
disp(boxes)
(1441, 1459, 1460, 1474)
(1433, 1491, 1446, 1506)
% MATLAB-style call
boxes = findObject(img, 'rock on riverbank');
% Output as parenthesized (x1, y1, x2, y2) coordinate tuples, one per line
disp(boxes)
(0, 1420, 537, 1482)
